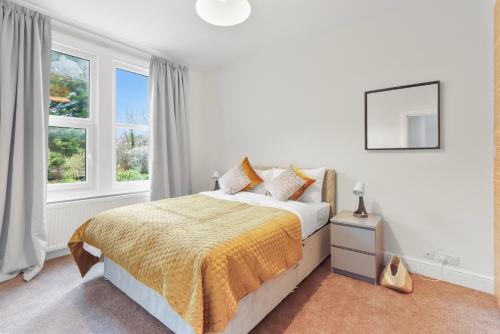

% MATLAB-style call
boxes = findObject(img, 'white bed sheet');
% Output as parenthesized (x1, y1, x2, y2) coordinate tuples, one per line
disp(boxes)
(200, 190, 330, 239)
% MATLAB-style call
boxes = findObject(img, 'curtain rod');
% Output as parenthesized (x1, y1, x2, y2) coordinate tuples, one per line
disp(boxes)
(12, 0, 184, 66)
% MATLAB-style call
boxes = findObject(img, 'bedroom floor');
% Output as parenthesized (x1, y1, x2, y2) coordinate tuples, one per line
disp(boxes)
(0, 256, 499, 334)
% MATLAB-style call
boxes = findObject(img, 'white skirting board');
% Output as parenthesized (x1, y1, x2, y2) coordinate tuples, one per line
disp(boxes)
(46, 247, 71, 260)
(383, 252, 493, 294)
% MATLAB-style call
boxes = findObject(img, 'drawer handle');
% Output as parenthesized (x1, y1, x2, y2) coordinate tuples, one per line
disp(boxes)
(332, 244, 375, 256)
(332, 222, 375, 231)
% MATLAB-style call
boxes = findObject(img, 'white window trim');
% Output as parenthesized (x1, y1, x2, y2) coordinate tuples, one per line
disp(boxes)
(111, 60, 150, 191)
(46, 26, 151, 203)
(47, 42, 98, 193)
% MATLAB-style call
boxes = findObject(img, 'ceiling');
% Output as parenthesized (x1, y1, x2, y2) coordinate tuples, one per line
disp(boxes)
(22, 0, 402, 70)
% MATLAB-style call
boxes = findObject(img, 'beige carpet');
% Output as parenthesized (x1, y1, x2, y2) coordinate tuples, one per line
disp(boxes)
(0, 256, 499, 334)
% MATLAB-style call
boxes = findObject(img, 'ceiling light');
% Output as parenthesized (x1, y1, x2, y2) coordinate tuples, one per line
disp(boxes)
(195, 0, 251, 27)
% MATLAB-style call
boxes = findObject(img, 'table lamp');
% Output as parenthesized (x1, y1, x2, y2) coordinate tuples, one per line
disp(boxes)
(211, 171, 220, 190)
(353, 182, 368, 218)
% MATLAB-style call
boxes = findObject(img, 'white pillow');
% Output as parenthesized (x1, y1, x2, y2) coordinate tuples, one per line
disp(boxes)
(219, 165, 251, 195)
(272, 168, 285, 178)
(298, 167, 326, 203)
(250, 169, 274, 195)
(266, 168, 305, 201)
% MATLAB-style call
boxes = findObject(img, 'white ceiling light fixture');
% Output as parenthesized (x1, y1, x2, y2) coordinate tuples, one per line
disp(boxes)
(196, 0, 251, 27)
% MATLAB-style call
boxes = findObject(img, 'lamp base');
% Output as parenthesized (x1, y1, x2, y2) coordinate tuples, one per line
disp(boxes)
(353, 196, 368, 218)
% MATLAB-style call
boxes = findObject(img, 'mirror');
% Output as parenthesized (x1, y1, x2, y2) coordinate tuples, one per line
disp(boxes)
(365, 81, 440, 150)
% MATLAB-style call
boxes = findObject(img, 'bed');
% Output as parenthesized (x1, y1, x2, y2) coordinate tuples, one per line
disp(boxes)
(69, 168, 336, 334)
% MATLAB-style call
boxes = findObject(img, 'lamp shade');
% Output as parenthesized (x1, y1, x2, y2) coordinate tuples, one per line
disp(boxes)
(195, 0, 251, 27)
(211, 171, 221, 179)
(353, 182, 365, 196)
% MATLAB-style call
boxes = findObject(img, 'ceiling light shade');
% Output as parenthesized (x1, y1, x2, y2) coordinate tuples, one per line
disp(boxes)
(196, 0, 251, 27)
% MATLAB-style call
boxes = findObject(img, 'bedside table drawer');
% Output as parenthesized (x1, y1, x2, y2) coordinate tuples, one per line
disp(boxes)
(331, 223, 375, 254)
(331, 246, 376, 279)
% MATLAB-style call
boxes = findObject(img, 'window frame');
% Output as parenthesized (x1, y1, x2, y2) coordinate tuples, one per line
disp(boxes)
(111, 60, 150, 191)
(47, 42, 97, 192)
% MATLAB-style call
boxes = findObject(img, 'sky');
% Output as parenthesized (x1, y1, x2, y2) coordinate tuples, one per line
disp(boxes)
(116, 68, 149, 125)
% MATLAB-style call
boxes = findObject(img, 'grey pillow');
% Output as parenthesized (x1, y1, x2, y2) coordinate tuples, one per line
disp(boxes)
(219, 164, 251, 195)
(266, 168, 305, 201)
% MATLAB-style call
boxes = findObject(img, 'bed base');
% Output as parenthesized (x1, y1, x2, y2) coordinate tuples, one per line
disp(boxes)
(103, 223, 330, 334)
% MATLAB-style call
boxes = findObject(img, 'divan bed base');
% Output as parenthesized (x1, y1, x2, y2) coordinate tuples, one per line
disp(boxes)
(103, 223, 331, 334)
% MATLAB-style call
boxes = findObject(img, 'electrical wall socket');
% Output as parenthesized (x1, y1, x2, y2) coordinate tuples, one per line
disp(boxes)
(445, 254, 459, 266)
(422, 250, 459, 266)
(423, 250, 435, 260)
(437, 254, 447, 264)
(436, 253, 460, 266)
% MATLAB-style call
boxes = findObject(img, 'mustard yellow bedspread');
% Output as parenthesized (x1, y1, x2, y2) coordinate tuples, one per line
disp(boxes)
(68, 194, 302, 334)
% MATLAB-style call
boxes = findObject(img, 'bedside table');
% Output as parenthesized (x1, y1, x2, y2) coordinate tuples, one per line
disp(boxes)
(330, 210, 383, 284)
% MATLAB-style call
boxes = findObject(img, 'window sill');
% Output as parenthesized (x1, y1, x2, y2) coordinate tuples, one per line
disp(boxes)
(46, 189, 150, 205)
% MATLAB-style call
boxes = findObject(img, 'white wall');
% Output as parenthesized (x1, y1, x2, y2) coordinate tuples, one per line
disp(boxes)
(190, 0, 495, 288)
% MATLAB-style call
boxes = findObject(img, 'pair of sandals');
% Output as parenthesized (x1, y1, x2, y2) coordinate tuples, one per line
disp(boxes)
(380, 256, 413, 293)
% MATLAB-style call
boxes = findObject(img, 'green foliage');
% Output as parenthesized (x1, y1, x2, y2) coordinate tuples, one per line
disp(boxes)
(50, 73, 89, 118)
(63, 151, 86, 181)
(129, 129, 136, 148)
(117, 168, 148, 182)
(48, 151, 65, 168)
(48, 127, 86, 184)
(116, 128, 149, 182)
(62, 175, 79, 183)
(48, 127, 85, 157)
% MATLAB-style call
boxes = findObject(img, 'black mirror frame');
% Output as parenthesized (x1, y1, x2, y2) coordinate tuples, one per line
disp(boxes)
(364, 80, 441, 150)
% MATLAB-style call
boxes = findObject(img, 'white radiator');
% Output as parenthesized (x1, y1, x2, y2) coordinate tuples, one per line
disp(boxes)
(46, 192, 150, 253)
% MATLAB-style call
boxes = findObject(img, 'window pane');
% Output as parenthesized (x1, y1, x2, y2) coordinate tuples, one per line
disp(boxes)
(48, 127, 86, 184)
(50, 51, 90, 118)
(116, 127, 149, 182)
(116, 68, 149, 125)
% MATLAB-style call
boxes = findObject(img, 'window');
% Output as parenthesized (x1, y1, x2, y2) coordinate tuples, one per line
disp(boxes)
(114, 67, 150, 183)
(48, 49, 93, 186)
(46, 33, 150, 202)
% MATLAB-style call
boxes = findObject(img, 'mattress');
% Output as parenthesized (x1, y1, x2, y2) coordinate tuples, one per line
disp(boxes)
(200, 190, 330, 239)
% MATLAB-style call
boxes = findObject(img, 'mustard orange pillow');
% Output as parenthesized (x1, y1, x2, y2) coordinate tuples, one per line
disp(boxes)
(241, 157, 263, 190)
(289, 165, 316, 200)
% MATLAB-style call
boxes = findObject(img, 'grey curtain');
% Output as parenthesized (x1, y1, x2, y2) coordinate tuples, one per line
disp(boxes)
(149, 56, 191, 200)
(0, 0, 51, 282)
